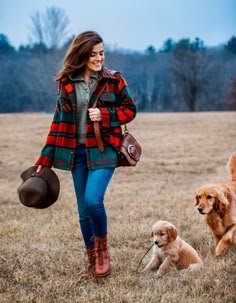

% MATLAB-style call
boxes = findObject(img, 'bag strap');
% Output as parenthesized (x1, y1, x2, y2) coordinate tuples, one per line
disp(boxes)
(124, 124, 129, 134)
(91, 80, 108, 152)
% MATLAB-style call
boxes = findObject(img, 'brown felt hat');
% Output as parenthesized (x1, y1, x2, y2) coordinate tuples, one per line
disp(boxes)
(17, 166, 60, 209)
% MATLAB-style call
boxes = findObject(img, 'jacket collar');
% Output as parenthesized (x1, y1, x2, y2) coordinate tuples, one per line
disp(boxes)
(65, 66, 118, 83)
(98, 66, 119, 81)
(69, 72, 99, 82)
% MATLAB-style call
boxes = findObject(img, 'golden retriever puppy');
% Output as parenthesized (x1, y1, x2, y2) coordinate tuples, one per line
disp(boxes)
(144, 221, 202, 277)
(194, 151, 236, 256)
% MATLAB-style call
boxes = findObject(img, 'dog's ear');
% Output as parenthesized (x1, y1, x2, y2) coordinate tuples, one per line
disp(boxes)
(151, 231, 154, 238)
(167, 226, 178, 242)
(214, 188, 229, 214)
(194, 193, 200, 206)
(215, 188, 229, 205)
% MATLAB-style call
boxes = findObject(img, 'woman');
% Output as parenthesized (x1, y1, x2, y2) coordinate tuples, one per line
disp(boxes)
(35, 31, 136, 278)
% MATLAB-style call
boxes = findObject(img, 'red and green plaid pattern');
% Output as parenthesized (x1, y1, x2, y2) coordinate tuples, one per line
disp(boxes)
(35, 66, 136, 171)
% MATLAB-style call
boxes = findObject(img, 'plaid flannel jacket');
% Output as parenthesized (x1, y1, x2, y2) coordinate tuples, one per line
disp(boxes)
(35, 66, 137, 170)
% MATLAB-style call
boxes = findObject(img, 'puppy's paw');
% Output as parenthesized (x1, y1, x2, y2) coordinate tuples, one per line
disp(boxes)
(215, 248, 225, 257)
(143, 266, 154, 272)
(215, 243, 227, 257)
(143, 262, 157, 272)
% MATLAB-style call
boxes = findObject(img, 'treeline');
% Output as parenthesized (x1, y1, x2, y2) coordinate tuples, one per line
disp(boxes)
(0, 7, 236, 112)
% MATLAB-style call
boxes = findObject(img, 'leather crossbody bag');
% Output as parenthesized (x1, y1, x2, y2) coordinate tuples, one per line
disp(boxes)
(91, 80, 142, 167)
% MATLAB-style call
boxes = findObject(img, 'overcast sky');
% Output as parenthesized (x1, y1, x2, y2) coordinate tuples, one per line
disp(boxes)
(1, 0, 235, 51)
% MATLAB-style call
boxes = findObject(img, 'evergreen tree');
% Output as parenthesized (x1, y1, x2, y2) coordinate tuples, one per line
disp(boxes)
(225, 36, 236, 54)
(0, 34, 15, 55)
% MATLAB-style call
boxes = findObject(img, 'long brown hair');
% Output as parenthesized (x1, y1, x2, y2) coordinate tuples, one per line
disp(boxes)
(55, 31, 103, 81)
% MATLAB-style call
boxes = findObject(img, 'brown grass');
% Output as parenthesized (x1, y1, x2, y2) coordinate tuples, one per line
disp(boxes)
(0, 112, 236, 303)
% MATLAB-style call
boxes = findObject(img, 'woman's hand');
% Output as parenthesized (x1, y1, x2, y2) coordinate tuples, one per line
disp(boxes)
(88, 108, 102, 122)
(36, 165, 42, 173)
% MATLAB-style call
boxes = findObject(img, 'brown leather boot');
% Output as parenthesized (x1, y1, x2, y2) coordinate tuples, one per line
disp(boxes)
(80, 247, 96, 279)
(94, 236, 111, 277)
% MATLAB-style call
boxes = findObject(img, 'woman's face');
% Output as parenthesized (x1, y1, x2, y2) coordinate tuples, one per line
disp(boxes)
(85, 42, 104, 74)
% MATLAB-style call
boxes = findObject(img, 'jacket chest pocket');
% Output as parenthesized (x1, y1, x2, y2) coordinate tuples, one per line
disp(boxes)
(99, 92, 116, 105)
(59, 90, 74, 112)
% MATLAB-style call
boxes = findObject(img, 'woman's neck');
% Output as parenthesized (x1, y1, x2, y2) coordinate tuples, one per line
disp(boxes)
(83, 69, 93, 84)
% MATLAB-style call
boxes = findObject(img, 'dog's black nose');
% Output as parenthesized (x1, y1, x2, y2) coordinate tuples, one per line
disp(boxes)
(154, 240, 159, 245)
(198, 207, 204, 214)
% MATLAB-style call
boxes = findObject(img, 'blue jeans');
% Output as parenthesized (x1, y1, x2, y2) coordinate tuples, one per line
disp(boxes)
(71, 146, 115, 248)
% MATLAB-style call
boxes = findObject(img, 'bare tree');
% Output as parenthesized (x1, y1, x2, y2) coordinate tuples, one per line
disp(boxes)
(170, 38, 209, 111)
(43, 7, 70, 49)
(30, 12, 44, 45)
(29, 6, 70, 49)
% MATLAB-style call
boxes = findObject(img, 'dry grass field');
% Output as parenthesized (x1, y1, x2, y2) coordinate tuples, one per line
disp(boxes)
(0, 112, 236, 303)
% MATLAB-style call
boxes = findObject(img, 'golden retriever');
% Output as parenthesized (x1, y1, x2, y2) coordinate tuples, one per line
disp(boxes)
(144, 221, 202, 277)
(194, 151, 236, 256)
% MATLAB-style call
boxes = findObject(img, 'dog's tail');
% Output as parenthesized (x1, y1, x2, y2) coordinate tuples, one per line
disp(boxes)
(227, 151, 236, 181)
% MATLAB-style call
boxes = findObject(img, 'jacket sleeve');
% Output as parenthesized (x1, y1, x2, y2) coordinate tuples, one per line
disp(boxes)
(35, 87, 61, 167)
(99, 73, 137, 128)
